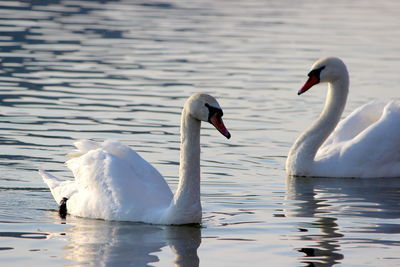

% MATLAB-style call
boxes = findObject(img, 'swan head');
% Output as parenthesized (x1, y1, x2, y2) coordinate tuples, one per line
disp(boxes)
(184, 93, 231, 139)
(298, 57, 348, 95)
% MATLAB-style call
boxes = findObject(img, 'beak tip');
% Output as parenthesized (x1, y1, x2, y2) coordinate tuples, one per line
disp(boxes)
(298, 75, 319, 95)
(210, 114, 231, 140)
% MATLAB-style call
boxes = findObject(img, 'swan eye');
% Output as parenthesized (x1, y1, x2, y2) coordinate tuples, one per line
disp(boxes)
(205, 103, 223, 122)
(308, 66, 325, 78)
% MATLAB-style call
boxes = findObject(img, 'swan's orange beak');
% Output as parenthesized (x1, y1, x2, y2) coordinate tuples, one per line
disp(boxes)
(298, 75, 319, 95)
(209, 113, 231, 139)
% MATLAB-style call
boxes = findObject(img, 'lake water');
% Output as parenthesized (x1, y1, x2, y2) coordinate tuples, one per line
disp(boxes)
(1, 0, 400, 266)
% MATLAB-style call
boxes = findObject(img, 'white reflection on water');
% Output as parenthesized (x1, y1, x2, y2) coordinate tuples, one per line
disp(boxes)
(63, 219, 200, 267)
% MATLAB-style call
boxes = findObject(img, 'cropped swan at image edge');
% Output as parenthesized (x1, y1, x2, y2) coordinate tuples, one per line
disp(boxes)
(39, 93, 231, 225)
(286, 57, 400, 178)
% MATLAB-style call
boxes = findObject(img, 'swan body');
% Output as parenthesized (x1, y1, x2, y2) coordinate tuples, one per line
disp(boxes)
(40, 93, 231, 225)
(286, 57, 400, 178)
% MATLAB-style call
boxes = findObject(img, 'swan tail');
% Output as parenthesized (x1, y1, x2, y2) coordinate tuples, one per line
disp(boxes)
(39, 169, 77, 205)
(39, 168, 63, 190)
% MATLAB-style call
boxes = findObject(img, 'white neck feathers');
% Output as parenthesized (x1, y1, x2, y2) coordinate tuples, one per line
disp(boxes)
(286, 75, 349, 176)
(166, 107, 202, 223)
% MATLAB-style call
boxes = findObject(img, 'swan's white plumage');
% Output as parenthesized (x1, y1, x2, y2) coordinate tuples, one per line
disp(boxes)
(40, 169, 78, 204)
(286, 57, 400, 178)
(42, 139, 173, 222)
(319, 101, 387, 146)
(39, 93, 230, 224)
(314, 101, 400, 177)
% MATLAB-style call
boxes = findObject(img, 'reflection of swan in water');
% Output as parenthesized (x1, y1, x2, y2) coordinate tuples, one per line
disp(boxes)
(285, 177, 400, 266)
(63, 218, 201, 266)
(167, 225, 200, 266)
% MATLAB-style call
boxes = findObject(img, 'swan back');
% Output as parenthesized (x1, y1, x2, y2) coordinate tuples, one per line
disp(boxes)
(43, 140, 173, 221)
(315, 101, 400, 177)
(319, 101, 386, 148)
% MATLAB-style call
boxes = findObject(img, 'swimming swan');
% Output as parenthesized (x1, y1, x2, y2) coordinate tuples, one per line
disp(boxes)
(40, 93, 231, 224)
(286, 57, 400, 178)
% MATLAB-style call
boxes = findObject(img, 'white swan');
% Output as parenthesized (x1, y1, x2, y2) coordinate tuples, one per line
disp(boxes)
(39, 93, 231, 225)
(286, 57, 400, 178)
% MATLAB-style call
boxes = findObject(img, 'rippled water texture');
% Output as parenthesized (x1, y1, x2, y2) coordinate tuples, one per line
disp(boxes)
(1, 0, 400, 266)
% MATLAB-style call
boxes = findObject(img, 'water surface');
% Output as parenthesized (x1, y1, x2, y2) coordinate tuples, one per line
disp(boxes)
(1, 0, 400, 266)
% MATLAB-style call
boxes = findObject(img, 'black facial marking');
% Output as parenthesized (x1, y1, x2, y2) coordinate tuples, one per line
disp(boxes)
(307, 66, 325, 79)
(205, 103, 223, 123)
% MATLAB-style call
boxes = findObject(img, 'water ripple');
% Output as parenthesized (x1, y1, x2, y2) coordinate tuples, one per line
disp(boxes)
(1, 0, 400, 266)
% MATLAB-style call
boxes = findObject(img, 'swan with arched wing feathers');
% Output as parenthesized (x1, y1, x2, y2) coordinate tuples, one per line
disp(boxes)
(40, 93, 230, 225)
(286, 57, 400, 178)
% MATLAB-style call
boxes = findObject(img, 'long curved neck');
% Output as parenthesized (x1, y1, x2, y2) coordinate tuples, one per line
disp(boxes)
(170, 108, 202, 217)
(287, 77, 349, 175)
